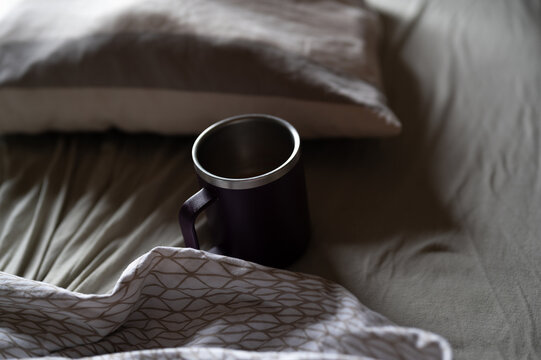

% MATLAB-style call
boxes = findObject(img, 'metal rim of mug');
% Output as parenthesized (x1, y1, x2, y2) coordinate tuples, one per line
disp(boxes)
(192, 114, 301, 190)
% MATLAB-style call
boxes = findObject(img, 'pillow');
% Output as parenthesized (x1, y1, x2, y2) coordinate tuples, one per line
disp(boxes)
(0, 0, 400, 137)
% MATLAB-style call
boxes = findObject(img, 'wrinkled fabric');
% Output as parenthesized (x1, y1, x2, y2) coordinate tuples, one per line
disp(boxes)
(1, 0, 541, 359)
(0, 247, 451, 359)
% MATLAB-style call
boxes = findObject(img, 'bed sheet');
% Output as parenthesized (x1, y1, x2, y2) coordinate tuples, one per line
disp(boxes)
(1, 0, 541, 359)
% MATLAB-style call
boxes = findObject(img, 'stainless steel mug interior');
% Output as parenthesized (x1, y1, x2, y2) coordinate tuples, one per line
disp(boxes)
(193, 115, 301, 189)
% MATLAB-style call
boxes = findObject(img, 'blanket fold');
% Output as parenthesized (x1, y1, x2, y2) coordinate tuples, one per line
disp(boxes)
(0, 247, 450, 359)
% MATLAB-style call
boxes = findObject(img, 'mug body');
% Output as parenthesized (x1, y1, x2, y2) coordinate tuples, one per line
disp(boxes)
(192, 114, 310, 267)
(201, 160, 310, 267)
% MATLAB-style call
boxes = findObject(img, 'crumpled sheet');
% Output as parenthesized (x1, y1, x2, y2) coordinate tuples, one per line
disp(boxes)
(2, 0, 541, 359)
(0, 247, 451, 359)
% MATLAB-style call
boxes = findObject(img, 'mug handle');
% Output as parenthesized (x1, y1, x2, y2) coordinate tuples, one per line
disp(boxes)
(178, 188, 216, 249)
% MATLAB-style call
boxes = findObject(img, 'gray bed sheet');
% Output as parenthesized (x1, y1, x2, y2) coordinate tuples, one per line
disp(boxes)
(1, 0, 541, 359)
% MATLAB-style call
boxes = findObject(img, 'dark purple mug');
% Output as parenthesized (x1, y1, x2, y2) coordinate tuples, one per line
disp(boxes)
(179, 114, 310, 268)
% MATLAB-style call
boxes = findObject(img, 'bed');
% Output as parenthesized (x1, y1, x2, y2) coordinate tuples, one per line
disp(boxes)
(1, 0, 540, 359)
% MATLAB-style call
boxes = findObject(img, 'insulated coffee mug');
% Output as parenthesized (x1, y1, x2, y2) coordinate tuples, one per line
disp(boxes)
(179, 114, 310, 268)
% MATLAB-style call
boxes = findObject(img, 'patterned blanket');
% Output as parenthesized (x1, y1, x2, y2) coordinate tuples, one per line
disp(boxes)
(0, 247, 451, 359)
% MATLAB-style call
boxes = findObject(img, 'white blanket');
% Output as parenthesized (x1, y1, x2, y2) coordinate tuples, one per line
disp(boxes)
(0, 247, 450, 359)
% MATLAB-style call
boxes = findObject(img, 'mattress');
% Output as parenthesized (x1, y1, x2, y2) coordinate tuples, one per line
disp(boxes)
(1, 0, 541, 359)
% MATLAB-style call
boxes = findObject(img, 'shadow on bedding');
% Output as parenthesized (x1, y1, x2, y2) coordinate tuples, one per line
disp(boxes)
(292, 9, 459, 312)
(0, 132, 201, 293)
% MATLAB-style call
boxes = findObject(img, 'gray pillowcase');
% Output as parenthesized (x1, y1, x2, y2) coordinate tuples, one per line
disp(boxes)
(0, 0, 400, 137)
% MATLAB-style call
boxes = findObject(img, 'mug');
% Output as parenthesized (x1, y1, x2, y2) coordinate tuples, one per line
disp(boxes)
(179, 114, 310, 268)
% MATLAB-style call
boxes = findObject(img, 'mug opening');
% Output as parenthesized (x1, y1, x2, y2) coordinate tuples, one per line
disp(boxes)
(193, 115, 300, 190)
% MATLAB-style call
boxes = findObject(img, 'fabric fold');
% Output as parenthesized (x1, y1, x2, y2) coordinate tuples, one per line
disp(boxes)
(0, 247, 451, 359)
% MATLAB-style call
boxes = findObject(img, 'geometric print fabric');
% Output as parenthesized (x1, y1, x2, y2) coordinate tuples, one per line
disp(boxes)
(0, 247, 451, 359)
